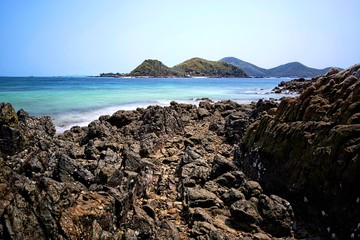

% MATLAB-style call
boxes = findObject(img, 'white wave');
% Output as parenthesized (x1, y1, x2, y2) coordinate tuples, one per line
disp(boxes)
(54, 103, 152, 134)
(54, 100, 200, 134)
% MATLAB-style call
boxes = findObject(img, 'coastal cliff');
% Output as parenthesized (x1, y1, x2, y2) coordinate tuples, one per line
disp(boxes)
(236, 65, 360, 238)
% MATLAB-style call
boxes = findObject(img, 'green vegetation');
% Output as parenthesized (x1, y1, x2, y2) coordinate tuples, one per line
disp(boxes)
(129, 60, 183, 77)
(173, 58, 248, 78)
(99, 58, 249, 78)
(266, 62, 331, 78)
(220, 57, 268, 77)
(99, 72, 127, 77)
(100, 57, 340, 78)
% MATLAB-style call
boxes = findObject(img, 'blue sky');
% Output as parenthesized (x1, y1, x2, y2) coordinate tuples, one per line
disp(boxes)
(0, 0, 359, 76)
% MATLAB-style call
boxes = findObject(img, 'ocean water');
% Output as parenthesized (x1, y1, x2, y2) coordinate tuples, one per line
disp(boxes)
(0, 77, 294, 133)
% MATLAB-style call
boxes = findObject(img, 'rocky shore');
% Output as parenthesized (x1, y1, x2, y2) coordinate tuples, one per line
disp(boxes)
(272, 78, 315, 94)
(0, 64, 359, 239)
(238, 65, 360, 239)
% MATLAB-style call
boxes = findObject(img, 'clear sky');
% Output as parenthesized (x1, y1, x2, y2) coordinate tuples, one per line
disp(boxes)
(0, 0, 359, 76)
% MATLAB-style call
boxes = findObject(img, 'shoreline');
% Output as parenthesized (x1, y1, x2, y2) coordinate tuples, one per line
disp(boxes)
(0, 76, 294, 133)
(53, 94, 297, 134)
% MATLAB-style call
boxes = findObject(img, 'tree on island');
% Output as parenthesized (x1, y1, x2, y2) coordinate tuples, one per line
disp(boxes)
(99, 72, 127, 77)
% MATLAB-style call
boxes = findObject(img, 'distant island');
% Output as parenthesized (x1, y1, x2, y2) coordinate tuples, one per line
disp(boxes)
(220, 57, 341, 78)
(100, 58, 248, 78)
(99, 57, 340, 78)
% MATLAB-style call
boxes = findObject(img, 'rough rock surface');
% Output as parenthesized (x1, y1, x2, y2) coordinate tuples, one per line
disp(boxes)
(237, 64, 360, 239)
(0, 99, 294, 239)
(272, 78, 315, 94)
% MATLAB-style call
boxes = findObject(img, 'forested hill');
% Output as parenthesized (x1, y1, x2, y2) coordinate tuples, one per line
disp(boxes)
(100, 58, 248, 78)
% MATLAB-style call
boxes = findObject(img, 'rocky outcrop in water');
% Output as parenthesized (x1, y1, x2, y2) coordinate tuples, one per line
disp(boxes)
(236, 64, 360, 239)
(272, 78, 314, 94)
(0, 99, 294, 239)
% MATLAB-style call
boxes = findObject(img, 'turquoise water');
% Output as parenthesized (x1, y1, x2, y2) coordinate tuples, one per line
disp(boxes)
(0, 77, 293, 132)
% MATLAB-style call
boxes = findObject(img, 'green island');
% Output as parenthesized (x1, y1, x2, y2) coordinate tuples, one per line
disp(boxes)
(100, 58, 248, 78)
(100, 57, 339, 78)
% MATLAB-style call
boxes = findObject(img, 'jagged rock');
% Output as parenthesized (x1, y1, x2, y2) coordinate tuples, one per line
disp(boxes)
(190, 221, 225, 240)
(273, 78, 314, 94)
(0, 103, 18, 128)
(189, 207, 213, 224)
(0, 99, 297, 239)
(258, 194, 294, 237)
(230, 194, 294, 237)
(210, 155, 238, 178)
(253, 232, 272, 240)
(86, 119, 112, 139)
(230, 199, 262, 231)
(221, 188, 245, 206)
(241, 180, 263, 198)
(140, 105, 184, 136)
(156, 221, 180, 240)
(186, 187, 223, 208)
(140, 132, 160, 157)
(197, 107, 210, 118)
(0, 126, 23, 156)
(3, 193, 47, 239)
(53, 154, 77, 182)
(180, 159, 211, 184)
(107, 109, 140, 128)
(59, 191, 116, 239)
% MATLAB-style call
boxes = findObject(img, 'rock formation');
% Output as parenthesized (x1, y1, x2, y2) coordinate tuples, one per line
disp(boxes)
(0, 99, 293, 239)
(236, 65, 360, 239)
(272, 78, 314, 94)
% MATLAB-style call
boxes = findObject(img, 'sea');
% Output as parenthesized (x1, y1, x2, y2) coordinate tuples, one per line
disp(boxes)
(0, 77, 294, 133)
